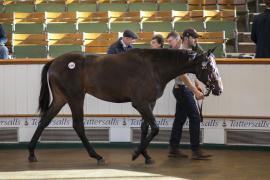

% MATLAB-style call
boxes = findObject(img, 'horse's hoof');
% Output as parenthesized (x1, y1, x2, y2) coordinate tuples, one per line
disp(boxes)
(97, 158, 106, 165)
(28, 156, 38, 162)
(145, 158, 155, 165)
(132, 151, 140, 161)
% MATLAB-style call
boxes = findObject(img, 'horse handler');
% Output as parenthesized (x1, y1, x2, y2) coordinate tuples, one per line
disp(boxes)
(167, 29, 211, 160)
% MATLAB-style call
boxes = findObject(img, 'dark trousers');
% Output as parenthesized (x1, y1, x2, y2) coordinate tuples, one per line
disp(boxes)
(169, 85, 201, 151)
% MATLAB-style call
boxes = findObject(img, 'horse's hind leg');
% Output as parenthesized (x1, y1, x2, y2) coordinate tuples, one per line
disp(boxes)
(132, 102, 159, 162)
(28, 99, 65, 162)
(68, 97, 105, 165)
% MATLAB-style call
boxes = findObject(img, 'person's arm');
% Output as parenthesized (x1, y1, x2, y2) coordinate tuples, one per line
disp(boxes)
(0, 25, 7, 45)
(195, 79, 203, 93)
(179, 74, 204, 100)
(193, 43, 204, 54)
(251, 16, 257, 43)
(107, 45, 116, 54)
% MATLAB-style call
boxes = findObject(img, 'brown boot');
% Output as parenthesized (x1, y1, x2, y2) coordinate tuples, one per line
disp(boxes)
(168, 146, 188, 158)
(191, 149, 212, 160)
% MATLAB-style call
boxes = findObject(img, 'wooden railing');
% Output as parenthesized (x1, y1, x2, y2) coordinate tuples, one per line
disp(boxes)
(0, 58, 270, 65)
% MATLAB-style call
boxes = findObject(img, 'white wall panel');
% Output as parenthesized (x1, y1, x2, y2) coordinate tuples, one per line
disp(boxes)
(85, 95, 100, 114)
(204, 65, 270, 116)
(0, 64, 269, 117)
(3, 65, 17, 114)
(203, 128, 225, 144)
(60, 104, 71, 114)
(109, 102, 123, 114)
(97, 100, 111, 114)
(121, 102, 136, 115)
(26, 65, 42, 114)
(0, 66, 5, 114)
(15, 65, 28, 114)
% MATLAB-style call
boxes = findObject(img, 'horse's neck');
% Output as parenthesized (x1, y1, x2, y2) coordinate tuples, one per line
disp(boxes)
(154, 52, 196, 85)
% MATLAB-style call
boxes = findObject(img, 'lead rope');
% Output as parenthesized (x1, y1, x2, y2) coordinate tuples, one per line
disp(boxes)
(197, 88, 211, 122)
(197, 98, 204, 122)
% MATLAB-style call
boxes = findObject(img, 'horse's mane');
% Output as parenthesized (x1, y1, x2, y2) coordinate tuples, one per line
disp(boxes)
(76, 48, 191, 64)
(126, 48, 190, 63)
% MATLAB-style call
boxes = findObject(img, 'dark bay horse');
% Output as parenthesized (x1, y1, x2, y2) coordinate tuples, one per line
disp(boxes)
(28, 48, 223, 165)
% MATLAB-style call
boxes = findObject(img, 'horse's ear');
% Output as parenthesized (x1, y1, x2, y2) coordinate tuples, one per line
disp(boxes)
(188, 51, 197, 61)
(207, 46, 217, 56)
(206, 49, 211, 56)
(211, 46, 217, 53)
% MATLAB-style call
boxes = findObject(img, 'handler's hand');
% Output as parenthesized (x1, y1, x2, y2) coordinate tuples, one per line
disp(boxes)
(194, 90, 204, 100)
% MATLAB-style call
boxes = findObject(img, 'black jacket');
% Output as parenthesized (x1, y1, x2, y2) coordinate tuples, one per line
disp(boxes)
(192, 44, 204, 54)
(251, 9, 270, 58)
(107, 38, 133, 54)
(0, 24, 7, 45)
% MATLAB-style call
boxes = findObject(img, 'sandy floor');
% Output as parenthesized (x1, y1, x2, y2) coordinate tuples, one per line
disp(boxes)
(0, 148, 269, 180)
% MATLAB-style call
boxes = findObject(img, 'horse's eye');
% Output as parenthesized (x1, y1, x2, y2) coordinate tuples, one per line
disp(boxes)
(209, 64, 215, 71)
(202, 61, 207, 68)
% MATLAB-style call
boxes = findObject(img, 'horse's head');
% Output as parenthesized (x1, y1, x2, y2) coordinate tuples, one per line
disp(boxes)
(192, 48, 223, 96)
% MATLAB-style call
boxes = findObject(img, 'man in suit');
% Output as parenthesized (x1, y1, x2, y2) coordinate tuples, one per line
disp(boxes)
(107, 30, 138, 54)
(251, 0, 270, 58)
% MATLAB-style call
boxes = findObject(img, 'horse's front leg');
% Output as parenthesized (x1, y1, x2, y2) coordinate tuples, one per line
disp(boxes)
(132, 102, 159, 163)
(140, 120, 155, 164)
(140, 101, 156, 164)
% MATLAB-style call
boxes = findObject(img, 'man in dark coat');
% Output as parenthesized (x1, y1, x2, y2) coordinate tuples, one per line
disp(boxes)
(251, 0, 270, 58)
(167, 29, 211, 160)
(0, 24, 9, 59)
(107, 30, 138, 54)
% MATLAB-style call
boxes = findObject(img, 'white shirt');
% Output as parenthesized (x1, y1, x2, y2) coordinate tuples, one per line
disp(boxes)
(174, 45, 196, 86)
(121, 39, 127, 49)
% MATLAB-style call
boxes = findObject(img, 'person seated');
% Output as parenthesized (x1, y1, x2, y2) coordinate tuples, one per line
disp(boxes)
(150, 34, 164, 49)
(0, 24, 9, 59)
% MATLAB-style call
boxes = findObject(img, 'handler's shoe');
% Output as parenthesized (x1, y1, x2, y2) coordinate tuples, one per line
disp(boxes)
(168, 146, 188, 158)
(191, 149, 212, 160)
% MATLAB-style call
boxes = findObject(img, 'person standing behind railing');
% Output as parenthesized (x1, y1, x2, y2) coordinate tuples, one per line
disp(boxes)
(0, 24, 9, 59)
(150, 34, 164, 49)
(107, 30, 138, 54)
(251, 0, 270, 58)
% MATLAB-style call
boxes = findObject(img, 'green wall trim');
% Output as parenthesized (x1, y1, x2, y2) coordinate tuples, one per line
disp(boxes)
(0, 143, 269, 151)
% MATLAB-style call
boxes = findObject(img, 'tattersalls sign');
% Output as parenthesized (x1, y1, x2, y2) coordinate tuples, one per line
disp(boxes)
(0, 116, 269, 130)
(0, 118, 20, 127)
(226, 119, 269, 129)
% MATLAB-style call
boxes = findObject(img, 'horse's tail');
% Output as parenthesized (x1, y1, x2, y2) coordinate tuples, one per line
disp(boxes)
(38, 60, 53, 116)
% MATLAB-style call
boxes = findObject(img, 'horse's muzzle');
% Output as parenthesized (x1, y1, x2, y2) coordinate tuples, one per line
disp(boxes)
(212, 89, 222, 96)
